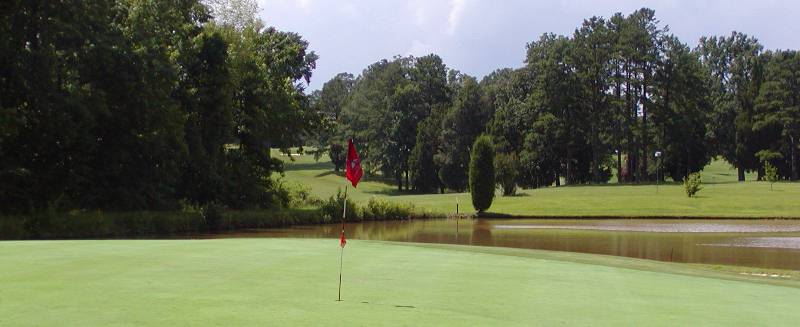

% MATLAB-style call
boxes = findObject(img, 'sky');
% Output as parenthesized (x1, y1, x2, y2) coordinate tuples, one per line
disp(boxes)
(257, 0, 800, 90)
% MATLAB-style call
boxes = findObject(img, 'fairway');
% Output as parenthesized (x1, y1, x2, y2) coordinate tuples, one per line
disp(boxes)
(1, 239, 799, 326)
(279, 151, 800, 217)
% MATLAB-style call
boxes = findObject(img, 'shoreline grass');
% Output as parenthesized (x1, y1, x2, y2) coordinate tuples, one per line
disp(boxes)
(0, 208, 330, 240)
(278, 150, 800, 218)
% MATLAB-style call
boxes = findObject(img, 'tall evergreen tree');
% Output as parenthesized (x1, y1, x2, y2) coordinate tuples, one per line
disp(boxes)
(653, 36, 712, 180)
(697, 32, 764, 181)
(436, 76, 487, 191)
(754, 50, 800, 180)
(573, 16, 614, 183)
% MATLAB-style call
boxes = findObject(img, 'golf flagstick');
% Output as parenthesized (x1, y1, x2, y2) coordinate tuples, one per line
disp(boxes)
(338, 186, 347, 301)
(338, 138, 361, 301)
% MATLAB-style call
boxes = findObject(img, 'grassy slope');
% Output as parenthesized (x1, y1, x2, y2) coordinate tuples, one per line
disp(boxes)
(277, 151, 800, 217)
(1, 239, 798, 326)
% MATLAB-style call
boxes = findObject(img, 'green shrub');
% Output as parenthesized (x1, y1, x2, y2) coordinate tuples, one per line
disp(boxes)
(684, 172, 702, 197)
(0, 216, 28, 239)
(202, 202, 226, 231)
(764, 161, 778, 191)
(320, 188, 360, 222)
(222, 208, 325, 230)
(363, 197, 413, 220)
(495, 152, 519, 196)
(279, 181, 321, 208)
(469, 135, 496, 212)
(22, 209, 55, 238)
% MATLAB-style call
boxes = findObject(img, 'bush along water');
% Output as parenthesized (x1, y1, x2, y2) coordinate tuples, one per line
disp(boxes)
(0, 187, 433, 240)
(684, 172, 703, 197)
(320, 189, 425, 223)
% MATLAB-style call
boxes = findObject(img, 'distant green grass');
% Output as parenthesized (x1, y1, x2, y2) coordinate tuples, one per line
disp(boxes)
(276, 150, 800, 217)
(2, 239, 798, 326)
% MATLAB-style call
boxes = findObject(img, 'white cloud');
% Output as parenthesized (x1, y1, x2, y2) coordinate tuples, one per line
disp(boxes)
(407, 0, 429, 26)
(446, 0, 466, 35)
(255, 0, 800, 91)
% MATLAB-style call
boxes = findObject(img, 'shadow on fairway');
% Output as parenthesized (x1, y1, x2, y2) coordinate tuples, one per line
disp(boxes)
(284, 161, 334, 171)
(363, 188, 409, 196)
(315, 170, 342, 177)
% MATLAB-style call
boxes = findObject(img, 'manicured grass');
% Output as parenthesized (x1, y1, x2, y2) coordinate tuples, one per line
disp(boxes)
(277, 150, 800, 217)
(1, 238, 798, 326)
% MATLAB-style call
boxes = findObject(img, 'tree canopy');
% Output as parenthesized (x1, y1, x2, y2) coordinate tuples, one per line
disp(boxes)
(3, 5, 799, 215)
(0, 0, 318, 212)
(314, 7, 799, 196)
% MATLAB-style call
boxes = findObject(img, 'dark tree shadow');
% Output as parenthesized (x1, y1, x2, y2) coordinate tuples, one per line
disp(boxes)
(501, 193, 530, 197)
(283, 161, 334, 171)
(315, 171, 341, 178)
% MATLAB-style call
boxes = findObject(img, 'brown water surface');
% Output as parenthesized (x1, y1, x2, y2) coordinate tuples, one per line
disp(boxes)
(209, 219, 800, 270)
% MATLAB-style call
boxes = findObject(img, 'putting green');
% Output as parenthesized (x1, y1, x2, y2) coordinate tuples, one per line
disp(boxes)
(1, 239, 798, 325)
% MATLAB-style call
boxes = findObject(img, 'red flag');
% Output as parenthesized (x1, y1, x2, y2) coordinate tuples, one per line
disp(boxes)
(345, 139, 363, 187)
(340, 230, 347, 248)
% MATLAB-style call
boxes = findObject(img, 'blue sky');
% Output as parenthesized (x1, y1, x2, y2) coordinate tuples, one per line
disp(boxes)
(257, 0, 800, 90)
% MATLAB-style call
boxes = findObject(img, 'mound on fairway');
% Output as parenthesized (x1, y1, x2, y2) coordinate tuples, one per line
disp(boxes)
(1, 239, 798, 326)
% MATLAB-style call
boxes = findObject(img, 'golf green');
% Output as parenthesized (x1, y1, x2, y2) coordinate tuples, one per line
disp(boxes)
(1, 239, 798, 325)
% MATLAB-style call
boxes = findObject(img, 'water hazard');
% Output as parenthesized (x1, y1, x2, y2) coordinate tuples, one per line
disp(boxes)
(211, 218, 800, 270)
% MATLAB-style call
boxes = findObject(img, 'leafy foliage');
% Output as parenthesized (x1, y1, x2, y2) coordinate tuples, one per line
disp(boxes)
(495, 152, 520, 196)
(363, 198, 414, 220)
(764, 161, 779, 190)
(0, 1, 318, 213)
(753, 50, 800, 181)
(320, 189, 360, 222)
(684, 173, 703, 197)
(469, 135, 496, 212)
(697, 32, 764, 181)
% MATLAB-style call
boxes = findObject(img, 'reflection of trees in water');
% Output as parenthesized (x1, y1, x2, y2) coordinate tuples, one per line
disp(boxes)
(330, 219, 478, 245)
(250, 220, 800, 270)
(352, 220, 428, 241)
(277, 220, 429, 240)
(470, 219, 493, 246)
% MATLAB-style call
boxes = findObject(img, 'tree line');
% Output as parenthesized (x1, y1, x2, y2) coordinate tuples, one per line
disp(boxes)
(311, 8, 800, 194)
(3, 4, 798, 214)
(0, 0, 318, 213)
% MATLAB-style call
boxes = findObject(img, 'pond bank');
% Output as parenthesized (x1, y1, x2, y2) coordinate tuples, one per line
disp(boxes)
(5, 207, 800, 241)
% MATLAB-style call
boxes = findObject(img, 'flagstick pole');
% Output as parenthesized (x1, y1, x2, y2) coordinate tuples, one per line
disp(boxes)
(338, 185, 347, 301)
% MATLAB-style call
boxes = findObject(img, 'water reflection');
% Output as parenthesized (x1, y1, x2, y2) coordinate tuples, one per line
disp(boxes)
(209, 218, 800, 270)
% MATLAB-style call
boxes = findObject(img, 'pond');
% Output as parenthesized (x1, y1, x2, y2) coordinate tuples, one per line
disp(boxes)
(209, 218, 800, 270)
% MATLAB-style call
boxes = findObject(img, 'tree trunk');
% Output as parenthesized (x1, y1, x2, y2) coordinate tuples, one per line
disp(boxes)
(397, 173, 403, 191)
(405, 169, 409, 191)
(625, 67, 635, 182)
(641, 77, 649, 181)
(791, 135, 798, 181)
(591, 125, 600, 183)
(616, 73, 623, 184)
